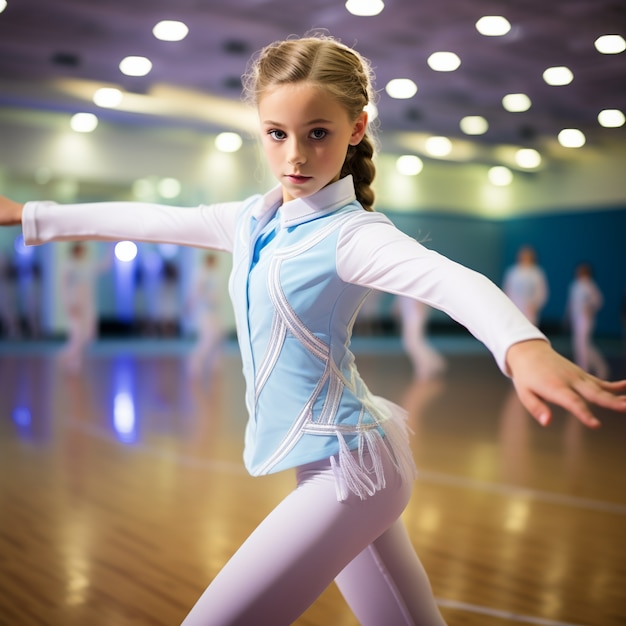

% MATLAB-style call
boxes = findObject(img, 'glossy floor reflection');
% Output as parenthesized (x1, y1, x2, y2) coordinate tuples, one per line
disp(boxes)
(0, 338, 625, 626)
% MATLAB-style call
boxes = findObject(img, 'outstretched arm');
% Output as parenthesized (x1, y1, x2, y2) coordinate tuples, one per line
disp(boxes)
(0, 196, 24, 226)
(506, 339, 626, 428)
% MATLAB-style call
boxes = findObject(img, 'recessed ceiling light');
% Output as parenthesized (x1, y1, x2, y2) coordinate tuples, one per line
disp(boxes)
(396, 155, 423, 176)
(460, 116, 488, 135)
(345, 0, 384, 17)
(119, 56, 152, 77)
(215, 132, 243, 153)
(425, 136, 452, 157)
(502, 93, 531, 112)
(385, 78, 417, 99)
(488, 166, 513, 186)
(427, 52, 461, 72)
(598, 109, 625, 128)
(515, 148, 541, 169)
(475, 16, 511, 37)
(153, 20, 189, 42)
(157, 178, 182, 198)
(594, 34, 626, 54)
(543, 66, 573, 86)
(558, 128, 586, 148)
(70, 112, 98, 133)
(364, 102, 378, 122)
(0, 1, 7, 14)
(93, 87, 123, 108)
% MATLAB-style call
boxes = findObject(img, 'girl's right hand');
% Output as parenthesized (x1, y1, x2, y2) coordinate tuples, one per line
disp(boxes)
(0, 196, 25, 226)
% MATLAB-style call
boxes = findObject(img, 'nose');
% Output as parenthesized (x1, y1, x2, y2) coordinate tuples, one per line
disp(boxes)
(287, 139, 306, 166)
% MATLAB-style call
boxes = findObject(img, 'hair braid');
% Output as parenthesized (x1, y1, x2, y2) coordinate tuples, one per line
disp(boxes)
(342, 134, 376, 211)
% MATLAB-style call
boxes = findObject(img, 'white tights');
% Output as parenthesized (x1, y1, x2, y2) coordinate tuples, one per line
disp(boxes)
(181, 449, 446, 625)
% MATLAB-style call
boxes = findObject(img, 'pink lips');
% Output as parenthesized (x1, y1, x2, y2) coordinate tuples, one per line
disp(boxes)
(286, 174, 311, 184)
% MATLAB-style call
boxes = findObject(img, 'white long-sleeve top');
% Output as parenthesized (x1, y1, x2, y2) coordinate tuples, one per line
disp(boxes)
(23, 177, 547, 495)
(23, 177, 544, 374)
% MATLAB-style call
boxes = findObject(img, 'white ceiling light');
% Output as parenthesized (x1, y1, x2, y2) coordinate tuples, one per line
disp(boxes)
(345, 0, 384, 16)
(425, 136, 452, 157)
(70, 112, 98, 133)
(598, 109, 625, 128)
(385, 78, 417, 99)
(157, 178, 182, 198)
(543, 66, 573, 86)
(502, 93, 531, 112)
(427, 52, 461, 72)
(115, 241, 138, 263)
(594, 34, 626, 54)
(396, 155, 423, 176)
(515, 148, 541, 169)
(215, 132, 243, 153)
(0, 1, 7, 14)
(558, 129, 586, 148)
(460, 116, 488, 135)
(364, 102, 378, 122)
(119, 56, 152, 77)
(93, 87, 123, 108)
(488, 166, 513, 186)
(475, 16, 511, 37)
(153, 20, 189, 42)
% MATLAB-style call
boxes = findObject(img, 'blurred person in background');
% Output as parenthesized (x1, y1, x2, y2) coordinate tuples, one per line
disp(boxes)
(59, 241, 111, 372)
(566, 262, 609, 379)
(186, 252, 225, 379)
(396, 295, 446, 380)
(503, 245, 548, 326)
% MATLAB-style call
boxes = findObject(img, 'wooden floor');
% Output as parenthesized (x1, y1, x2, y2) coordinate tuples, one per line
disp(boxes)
(1, 337, 625, 626)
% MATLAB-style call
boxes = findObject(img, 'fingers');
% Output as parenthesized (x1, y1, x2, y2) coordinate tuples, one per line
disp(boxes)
(515, 379, 605, 429)
(554, 390, 602, 428)
(515, 386, 552, 427)
(572, 377, 626, 413)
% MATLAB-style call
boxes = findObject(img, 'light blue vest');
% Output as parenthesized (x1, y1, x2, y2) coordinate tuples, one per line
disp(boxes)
(229, 187, 415, 495)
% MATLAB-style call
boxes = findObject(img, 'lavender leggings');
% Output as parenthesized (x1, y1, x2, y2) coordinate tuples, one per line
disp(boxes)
(181, 448, 446, 625)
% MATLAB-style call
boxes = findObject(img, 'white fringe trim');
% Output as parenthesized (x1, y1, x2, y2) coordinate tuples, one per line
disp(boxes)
(330, 410, 417, 502)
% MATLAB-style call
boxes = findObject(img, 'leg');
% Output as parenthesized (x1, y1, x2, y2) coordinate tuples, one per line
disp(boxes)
(335, 518, 446, 625)
(181, 449, 412, 626)
(587, 342, 609, 379)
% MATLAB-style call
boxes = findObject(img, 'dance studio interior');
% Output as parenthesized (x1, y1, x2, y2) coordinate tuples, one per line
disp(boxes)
(0, 1, 625, 625)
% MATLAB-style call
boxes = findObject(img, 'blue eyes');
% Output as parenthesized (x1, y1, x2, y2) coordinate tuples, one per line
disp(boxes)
(268, 129, 328, 141)
(268, 129, 286, 141)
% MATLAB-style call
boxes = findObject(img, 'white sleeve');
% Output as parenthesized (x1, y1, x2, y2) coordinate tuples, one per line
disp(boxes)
(22, 199, 245, 253)
(336, 213, 547, 374)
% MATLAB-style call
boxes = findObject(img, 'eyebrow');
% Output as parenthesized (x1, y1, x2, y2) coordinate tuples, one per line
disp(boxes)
(262, 118, 335, 126)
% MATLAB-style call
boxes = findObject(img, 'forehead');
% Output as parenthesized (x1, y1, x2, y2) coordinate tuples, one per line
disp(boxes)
(258, 82, 348, 123)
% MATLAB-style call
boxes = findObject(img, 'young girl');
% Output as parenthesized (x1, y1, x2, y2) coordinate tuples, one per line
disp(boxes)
(1, 34, 625, 626)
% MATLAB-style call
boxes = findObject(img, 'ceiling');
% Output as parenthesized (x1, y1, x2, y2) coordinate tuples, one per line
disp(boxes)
(0, 0, 625, 166)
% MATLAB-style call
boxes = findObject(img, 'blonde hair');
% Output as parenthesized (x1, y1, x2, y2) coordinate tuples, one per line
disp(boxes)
(243, 34, 377, 211)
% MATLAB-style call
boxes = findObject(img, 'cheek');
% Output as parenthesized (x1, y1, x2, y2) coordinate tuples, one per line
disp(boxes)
(261, 141, 280, 164)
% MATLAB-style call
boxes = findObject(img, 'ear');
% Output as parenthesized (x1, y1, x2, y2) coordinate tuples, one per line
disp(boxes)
(349, 110, 368, 146)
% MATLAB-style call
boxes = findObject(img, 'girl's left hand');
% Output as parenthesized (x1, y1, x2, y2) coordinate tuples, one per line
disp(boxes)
(506, 339, 626, 428)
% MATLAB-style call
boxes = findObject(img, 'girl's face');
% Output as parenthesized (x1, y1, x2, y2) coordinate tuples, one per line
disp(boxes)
(258, 82, 367, 204)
